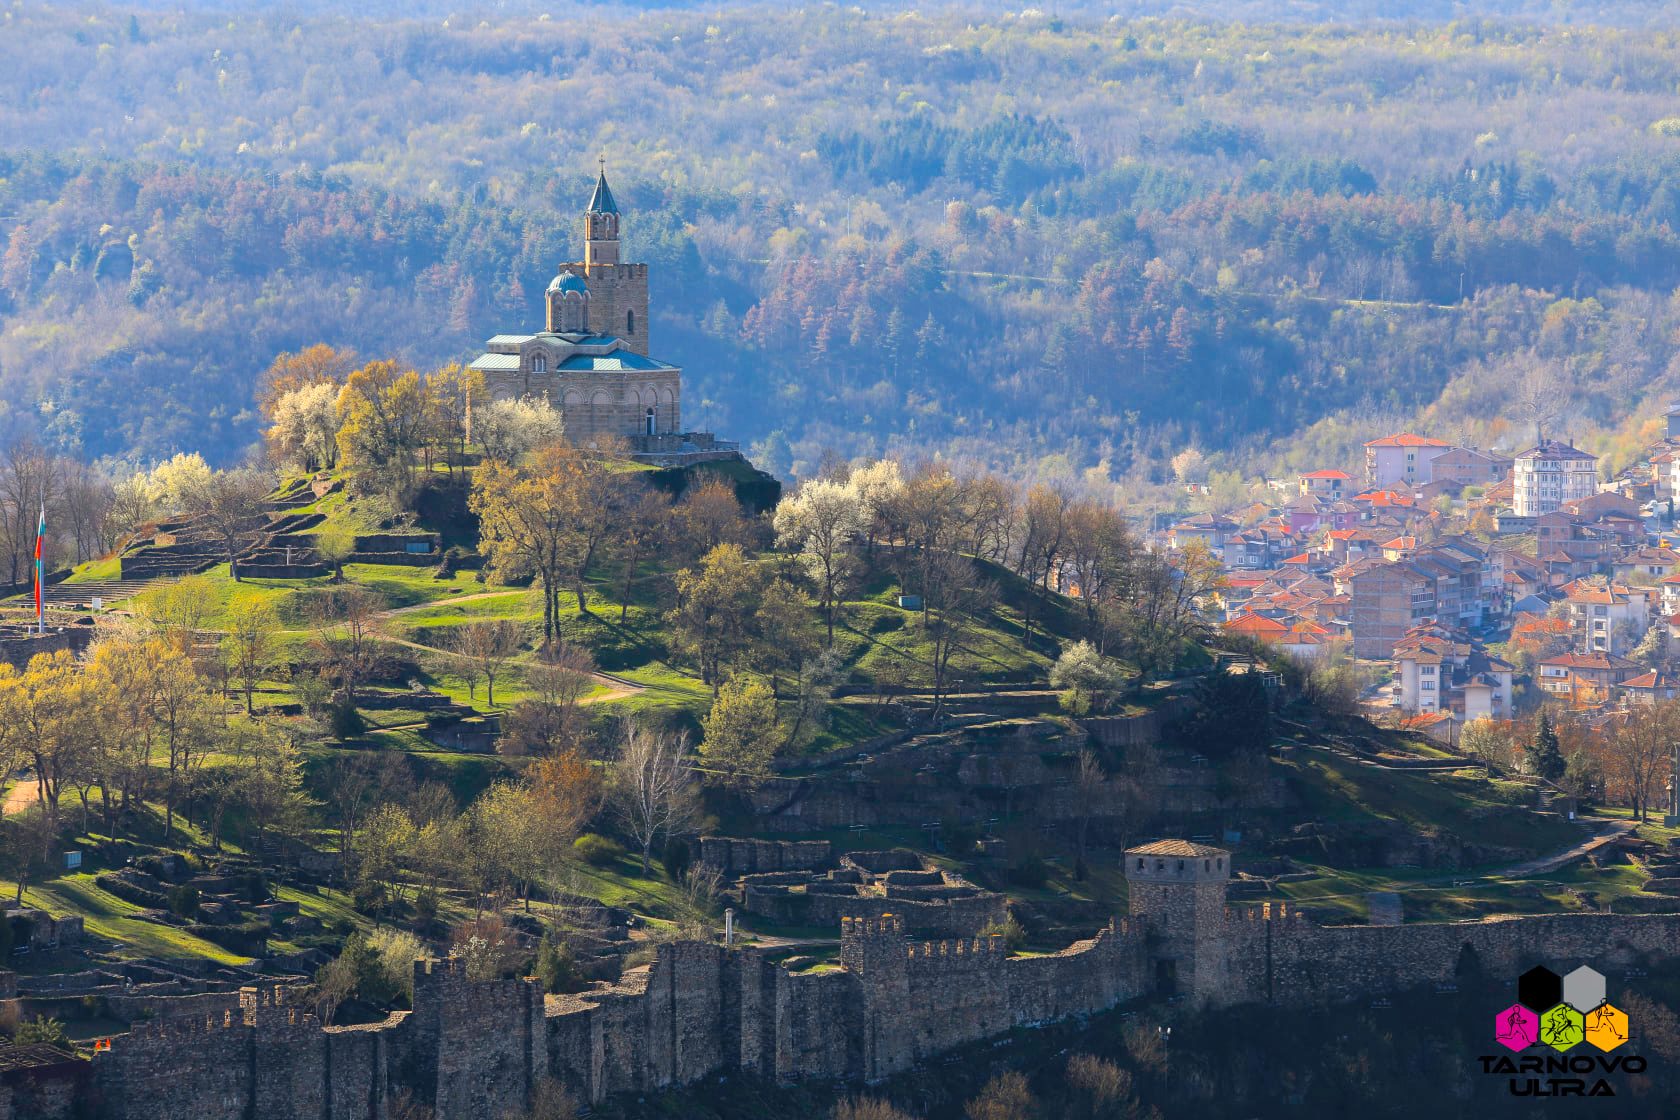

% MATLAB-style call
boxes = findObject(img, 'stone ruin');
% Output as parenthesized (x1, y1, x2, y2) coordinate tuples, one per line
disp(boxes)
(701, 839, 1010, 937)
(11, 840, 1680, 1120)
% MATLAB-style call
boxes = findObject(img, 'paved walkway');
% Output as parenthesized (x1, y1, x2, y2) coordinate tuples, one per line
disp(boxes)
(1500, 817, 1637, 878)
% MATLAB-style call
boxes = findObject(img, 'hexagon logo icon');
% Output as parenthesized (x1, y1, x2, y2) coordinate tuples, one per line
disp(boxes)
(1518, 966, 1562, 1013)
(1563, 966, 1606, 1012)
(1540, 1004, 1585, 1052)
(1584, 1003, 1629, 1052)
(1495, 1004, 1539, 1051)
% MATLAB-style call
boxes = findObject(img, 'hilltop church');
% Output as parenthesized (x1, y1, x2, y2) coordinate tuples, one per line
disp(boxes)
(468, 167, 683, 446)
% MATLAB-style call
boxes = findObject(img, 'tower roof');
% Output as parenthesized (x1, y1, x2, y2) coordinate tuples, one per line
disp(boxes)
(586, 168, 619, 216)
(1126, 839, 1228, 859)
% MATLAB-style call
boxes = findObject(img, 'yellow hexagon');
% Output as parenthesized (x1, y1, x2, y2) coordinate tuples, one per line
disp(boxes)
(1584, 1003, 1629, 1052)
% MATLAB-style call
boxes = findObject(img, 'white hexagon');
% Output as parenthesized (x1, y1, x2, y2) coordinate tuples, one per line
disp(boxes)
(1563, 966, 1606, 1012)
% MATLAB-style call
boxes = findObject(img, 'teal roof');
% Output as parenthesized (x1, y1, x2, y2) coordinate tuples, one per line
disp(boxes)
(468, 353, 521, 372)
(547, 271, 588, 295)
(556, 351, 675, 372)
(586, 169, 619, 215)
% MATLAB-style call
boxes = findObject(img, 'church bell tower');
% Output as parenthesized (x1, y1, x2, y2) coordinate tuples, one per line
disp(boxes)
(583, 160, 620, 269)
(561, 159, 649, 354)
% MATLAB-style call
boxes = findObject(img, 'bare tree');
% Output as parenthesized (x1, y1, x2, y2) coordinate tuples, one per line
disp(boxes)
(0, 436, 59, 587)
(920, 548, 993, 724)
(187, 467, 274, 581)
(311, 586, 384, 699)
(450, 620, 526, 708)
(610, 719, 700, 875)
(1603, 700, 1680, 821)
(1073, 748, 1108, 879)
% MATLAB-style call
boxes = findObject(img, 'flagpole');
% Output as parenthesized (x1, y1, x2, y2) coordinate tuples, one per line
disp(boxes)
(35, 502, 44, 637)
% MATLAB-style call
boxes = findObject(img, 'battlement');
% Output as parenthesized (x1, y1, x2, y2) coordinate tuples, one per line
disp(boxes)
(906, 934, 1006, 967)
(239, 984, 319, 1030)
(841, 914, 906, 940)
(1225, 901, 1310, 926)
(415, 955, 469, 982)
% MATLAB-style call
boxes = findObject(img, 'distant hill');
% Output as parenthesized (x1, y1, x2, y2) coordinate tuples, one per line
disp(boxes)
(4, 6, 1680, 492)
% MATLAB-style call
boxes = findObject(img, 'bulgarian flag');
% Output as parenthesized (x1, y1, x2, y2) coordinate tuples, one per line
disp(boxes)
(33, 504, 44, 634)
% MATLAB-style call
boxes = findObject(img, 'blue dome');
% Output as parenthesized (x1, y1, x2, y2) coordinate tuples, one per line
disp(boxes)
(547, 270, 589, 295)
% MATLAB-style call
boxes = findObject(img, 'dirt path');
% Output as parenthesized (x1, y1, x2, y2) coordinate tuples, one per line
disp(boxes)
(1499, 818, 1637, 878)
(3, 776, 39, 815)
(378, 633, 642, 705)
(377, 590, 531, 618)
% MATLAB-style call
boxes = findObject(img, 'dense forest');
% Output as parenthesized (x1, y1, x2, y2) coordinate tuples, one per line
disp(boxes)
(7, 4, 1680, 501)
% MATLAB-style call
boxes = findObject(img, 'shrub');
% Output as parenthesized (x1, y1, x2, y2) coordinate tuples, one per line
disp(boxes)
(573, 833, 624, 868)
(660, 837, 692, 882)
(368, 926, 425, 1004)
(534, 936, 586, 994)
(978, 915, 1027, 951)
(1005, 855, 1050, 888)
(942, 822, 981, 857)
(167, 884, 200, 919)
(329, 700, 366, 741)
(413, 887, 439, 925)
(15, 1015, 67, 1047)
(352, 880, 386, 915)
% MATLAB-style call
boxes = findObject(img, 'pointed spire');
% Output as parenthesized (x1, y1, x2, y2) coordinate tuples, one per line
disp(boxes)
(587, 156, 619, 216)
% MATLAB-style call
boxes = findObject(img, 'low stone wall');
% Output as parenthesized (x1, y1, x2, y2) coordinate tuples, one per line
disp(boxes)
(698, 837, 831, 876)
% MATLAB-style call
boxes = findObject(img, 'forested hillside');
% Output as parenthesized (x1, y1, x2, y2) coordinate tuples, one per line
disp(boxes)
(6, 4, 1680, 494)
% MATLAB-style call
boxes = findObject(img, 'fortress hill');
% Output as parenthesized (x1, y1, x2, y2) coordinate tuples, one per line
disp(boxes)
(28, 840, 1680, 1120)
(467, 167, 731, 464)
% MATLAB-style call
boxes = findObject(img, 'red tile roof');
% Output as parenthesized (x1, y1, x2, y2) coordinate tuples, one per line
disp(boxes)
(1366, 433, 1450, 448)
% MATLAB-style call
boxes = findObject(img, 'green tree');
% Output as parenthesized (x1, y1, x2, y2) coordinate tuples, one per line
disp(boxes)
(314, 521, 356, 582)
(1528, 712, 1566, 782)
(224, 595, 280, 714)
(669, 543, 764, 693)
(699, 677, 779, 791)
(1051, 640, 1125, 715)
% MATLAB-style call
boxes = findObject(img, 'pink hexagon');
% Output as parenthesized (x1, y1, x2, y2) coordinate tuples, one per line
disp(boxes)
(1496, 1004, 1539, 1052)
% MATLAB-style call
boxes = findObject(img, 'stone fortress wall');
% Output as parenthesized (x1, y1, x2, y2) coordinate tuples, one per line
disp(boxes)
(43, 841, 1680, 1120)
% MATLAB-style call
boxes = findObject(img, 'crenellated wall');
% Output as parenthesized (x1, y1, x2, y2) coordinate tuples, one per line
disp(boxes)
(1220, 902, 1680, 1007)
(75, 855, 1680, 1119)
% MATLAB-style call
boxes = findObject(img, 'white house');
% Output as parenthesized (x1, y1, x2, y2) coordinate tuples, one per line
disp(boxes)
(1513, 440, 1599, 519)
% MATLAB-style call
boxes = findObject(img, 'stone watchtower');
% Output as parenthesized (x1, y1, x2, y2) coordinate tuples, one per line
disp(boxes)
(559, 163, 650, 355)
(1124, 840, 1230, 1003)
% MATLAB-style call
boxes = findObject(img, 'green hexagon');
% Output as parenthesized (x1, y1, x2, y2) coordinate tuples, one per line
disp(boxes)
(1540, 1003, 1584, 1052)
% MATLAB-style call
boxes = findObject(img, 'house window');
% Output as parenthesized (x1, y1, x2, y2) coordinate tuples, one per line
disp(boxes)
(627, 310, 636, 334)
(531, 355, 547, 373)
(1136, 859, 1144, 870)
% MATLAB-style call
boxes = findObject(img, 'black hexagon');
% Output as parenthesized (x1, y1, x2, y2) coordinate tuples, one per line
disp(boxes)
(1519, 967, 1562, 1014)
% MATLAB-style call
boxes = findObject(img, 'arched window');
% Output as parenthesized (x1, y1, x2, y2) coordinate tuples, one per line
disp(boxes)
(627, 310, 636, 335)
(1203, 860, 1210, 872)
(531, 355, 547, 373)
(1135, 859, 1144, 870)
(645, 406, 656, 436)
